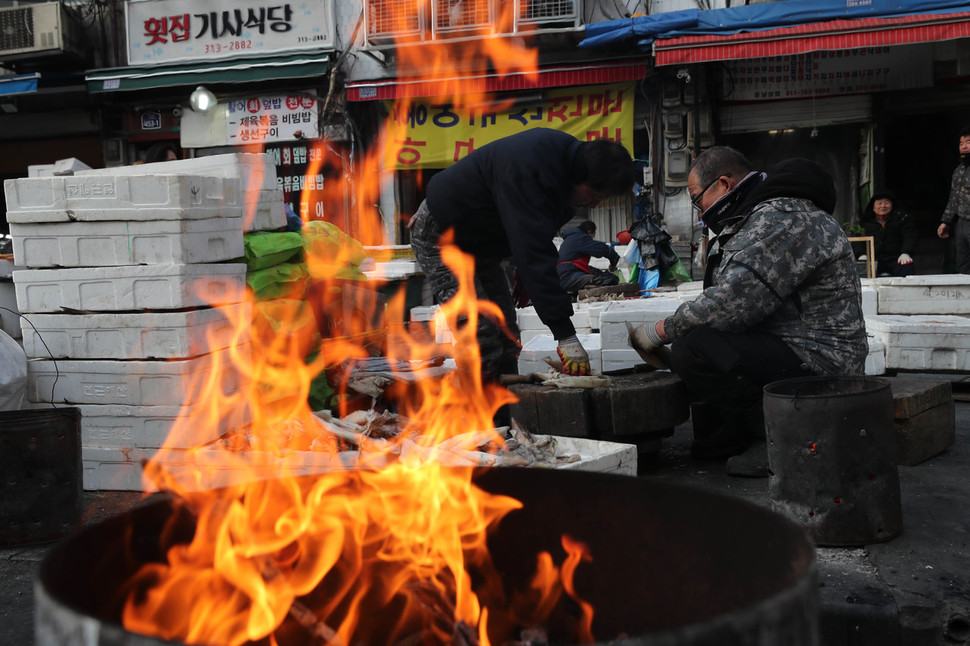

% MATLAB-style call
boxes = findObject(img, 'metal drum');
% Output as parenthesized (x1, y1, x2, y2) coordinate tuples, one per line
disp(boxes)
(0, 407, 81, 546)
(764, 376, 902, 547)
(37, 468, 819, 645)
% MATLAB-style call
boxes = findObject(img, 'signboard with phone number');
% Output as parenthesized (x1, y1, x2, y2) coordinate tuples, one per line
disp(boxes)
(125, 0, 335, 65)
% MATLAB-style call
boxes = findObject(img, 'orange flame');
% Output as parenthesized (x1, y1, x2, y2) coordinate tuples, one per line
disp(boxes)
(121, 7, 594, 646)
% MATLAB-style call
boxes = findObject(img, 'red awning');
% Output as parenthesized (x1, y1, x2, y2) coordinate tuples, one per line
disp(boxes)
(345, 60, 647, 101)
(653, 11, 970, 66)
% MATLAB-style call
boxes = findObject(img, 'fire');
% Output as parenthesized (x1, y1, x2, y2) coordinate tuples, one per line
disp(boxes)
(121, 8, 594, 646)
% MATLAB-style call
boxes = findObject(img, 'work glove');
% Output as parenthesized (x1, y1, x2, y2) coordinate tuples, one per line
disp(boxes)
(897, 253, 913, 265)
(626, 322, 670, 370)
(557, 335, 591, 376)
(857, 254, 867, 261)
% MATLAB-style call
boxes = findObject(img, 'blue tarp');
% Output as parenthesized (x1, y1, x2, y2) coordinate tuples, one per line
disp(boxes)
(0, 73, 38, 96)
(579, 0, 970, 50)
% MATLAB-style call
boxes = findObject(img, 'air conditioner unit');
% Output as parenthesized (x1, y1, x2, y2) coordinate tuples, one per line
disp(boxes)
(365, 0, 425, 45)
(518, 0, 581, 27)
(0, 2, 81, 61)
(433, 0, 494, 34)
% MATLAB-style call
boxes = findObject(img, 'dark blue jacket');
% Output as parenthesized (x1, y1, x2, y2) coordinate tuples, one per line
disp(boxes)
(425, 128, 587, 339)
(557, 226, 620, 276)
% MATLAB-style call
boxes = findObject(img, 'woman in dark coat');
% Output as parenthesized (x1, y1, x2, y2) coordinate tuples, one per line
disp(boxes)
(860, 191, 919, 277)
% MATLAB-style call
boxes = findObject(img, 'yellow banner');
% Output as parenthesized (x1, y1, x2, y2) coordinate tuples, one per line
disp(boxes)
(384, 82, 635, 169)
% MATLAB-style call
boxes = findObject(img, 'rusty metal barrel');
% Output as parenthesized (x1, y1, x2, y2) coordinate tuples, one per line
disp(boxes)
(764, 376, 902, 547)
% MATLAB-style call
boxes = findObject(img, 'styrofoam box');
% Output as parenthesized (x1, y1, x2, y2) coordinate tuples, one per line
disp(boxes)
(80, 447, 373, 492)
(11, 215, 244, 267)
(584, 302, 611, 330)
(364, 260, 420, 281)
(81, 434, 636, 491)
(866, 314, 970, 371)
(245, 189, 287, 231)
(20, 303, 251, 360)
(518, 333, 601, 374)
(521, 327, 592, 345)
(598, 296, 687, 350)
(601, 347, 651, 373)
(26, 345, 248, 406)
(516, 305, 592, 331)
(866, 338, 886, 376)
(677, 281, 704, 292)
(861, 285, 877, 316)
(874, 274, 970, 315)
(28, 401, 250, 449)
(78, 152, 278, 192)
(408, 305, 454, 344)
(13, 264, 247, 313)
(4, 175, 238, 222)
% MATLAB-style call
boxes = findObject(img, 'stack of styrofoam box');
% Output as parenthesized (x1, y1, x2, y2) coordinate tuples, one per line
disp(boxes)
(410, 305, 453, 345)
(516, 304, 596, 345)
(518, 333, 602, 374)
(866, 275, 970, 372)
(598, 294, 692, 373)
(77, 153, 287, 233)
(6, 171, 252, 492)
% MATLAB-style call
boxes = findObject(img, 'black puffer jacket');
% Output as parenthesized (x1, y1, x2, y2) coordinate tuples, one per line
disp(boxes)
(860, 193, 918, 269)
(425, 128, 587, 339)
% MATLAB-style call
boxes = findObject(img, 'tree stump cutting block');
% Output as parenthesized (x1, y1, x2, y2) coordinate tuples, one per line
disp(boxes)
(508, 372, 690, 441)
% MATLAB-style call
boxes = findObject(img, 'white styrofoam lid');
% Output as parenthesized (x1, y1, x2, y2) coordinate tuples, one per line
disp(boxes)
(865, 314, 970, 332)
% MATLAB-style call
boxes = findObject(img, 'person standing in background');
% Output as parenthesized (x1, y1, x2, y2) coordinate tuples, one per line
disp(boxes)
(860, 191, 918, 277)
(937, 126, 970, 273)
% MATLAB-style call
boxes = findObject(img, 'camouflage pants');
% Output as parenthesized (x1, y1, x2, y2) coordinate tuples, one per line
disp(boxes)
(409, 200, 521, 382)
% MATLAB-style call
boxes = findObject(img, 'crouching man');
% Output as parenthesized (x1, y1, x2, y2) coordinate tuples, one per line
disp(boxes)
(631, 146, 867, 477)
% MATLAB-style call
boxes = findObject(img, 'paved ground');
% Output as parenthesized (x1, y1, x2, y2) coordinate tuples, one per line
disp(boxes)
(4, 381, 968, 645)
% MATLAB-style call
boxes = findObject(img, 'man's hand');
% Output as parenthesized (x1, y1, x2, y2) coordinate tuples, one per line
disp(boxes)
(557, 335, 591, 376)
(939, 223, 951, 239)
(627, 321, 670, 370)
(897, 253, 913, 265)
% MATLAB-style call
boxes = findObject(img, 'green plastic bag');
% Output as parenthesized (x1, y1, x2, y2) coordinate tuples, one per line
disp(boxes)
(247, 262, 310, 300)
(661, 258, 693, 284)
(243, 231, 305, 271)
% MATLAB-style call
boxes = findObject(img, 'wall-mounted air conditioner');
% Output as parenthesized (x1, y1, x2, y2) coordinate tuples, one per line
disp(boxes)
(365, 0, 426, 45)
(0, 2, 80, 61)
(517, 0, 581, 27)
(433, 0, 494, 34)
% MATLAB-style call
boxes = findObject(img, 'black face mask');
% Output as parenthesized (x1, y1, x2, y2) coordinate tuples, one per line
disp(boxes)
(700, 171, 766, 235)
(962, 153, 970, 166)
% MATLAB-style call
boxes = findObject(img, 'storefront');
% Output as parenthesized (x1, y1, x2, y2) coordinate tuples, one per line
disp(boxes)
(345, 59, 649, 245)
(84, 0, 338, 224)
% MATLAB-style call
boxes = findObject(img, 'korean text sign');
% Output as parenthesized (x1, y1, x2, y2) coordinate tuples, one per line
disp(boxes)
(383, 83, 634, 169)
(226, 94, 319, 145)
(126, 0, 334, 64)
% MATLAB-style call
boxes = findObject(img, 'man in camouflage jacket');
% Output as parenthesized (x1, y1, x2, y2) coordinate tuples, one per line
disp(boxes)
(937, 126, 970, 273)
(630, 146, 868, 476)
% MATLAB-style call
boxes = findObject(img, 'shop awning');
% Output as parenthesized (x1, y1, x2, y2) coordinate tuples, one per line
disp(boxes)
(345, 60, 647, 101)
(0, 73, 39, 96)
(653, 10, 970, 66)
(85, 52, 329, 93)
(579, 0, 970, 60)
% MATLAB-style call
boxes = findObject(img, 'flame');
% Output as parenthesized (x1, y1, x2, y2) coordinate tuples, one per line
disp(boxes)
(120, 7, 594, 646)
